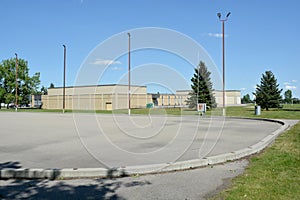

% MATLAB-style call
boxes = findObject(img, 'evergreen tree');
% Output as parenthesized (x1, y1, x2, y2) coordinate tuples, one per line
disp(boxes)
(38, 86, 48, 95)
(186, 61, 216, 109)
(253, 71, 282, 110)
(241, 94, 252, 104)
(284, 89, 292, 104)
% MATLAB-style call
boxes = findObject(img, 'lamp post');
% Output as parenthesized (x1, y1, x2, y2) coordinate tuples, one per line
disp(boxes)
(15, 53, 18, 112)
(197, 62, 199, 110)
(217, 12, 231, 116)
(127, 33, 131, 115)
(62, 45, 66, 113)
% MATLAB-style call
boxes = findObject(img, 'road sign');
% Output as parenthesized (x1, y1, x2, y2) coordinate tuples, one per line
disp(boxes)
(197, 103, 207, 113)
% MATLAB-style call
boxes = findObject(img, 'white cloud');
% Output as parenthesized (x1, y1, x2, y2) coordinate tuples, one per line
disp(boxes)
(91, 59, 121, 65)
(110, 66, 122, 71)
(240, 87, 246, 91)
(285, 85, 297, 90)
(208, 33, 227, 38)
(283, 80, 298, 90)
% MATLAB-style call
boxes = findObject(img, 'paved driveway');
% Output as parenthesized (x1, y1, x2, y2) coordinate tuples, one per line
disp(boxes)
(0, 112, 297, 200)
(0, 112, 281, 169)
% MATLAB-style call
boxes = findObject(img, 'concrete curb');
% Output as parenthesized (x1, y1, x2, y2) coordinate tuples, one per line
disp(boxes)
(0, 118, 290, 179)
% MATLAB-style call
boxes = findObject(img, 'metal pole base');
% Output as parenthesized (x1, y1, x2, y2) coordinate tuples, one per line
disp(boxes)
(222, 108, 226, 116)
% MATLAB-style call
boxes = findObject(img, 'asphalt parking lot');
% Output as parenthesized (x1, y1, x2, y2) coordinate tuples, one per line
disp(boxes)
(1, 112, 297, 199)
(0, 112, 282, 169)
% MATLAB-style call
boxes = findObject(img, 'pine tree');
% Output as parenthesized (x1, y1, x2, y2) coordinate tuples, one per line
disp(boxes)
(253, 71, 282, 110)
(186, 61, 216, 109)
(284, 89, 292, 104)
(242, 94, 252, 104)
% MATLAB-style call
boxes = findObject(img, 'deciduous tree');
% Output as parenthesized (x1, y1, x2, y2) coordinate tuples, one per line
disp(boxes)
(0, 58, 41, 107)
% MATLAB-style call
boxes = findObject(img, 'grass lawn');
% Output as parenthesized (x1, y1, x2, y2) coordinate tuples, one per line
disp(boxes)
(210, 104, 300, 199)
(213, 121, 300, 200)
(1, 104, 300, 119)
(116, 104, 300, 119)
(225, 104, 300, 119)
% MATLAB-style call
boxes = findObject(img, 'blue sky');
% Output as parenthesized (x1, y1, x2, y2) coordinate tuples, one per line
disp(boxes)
(1, 0, 299, 98)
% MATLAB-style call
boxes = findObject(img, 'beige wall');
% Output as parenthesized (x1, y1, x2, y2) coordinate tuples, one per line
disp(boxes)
(48, 85, 146, 96)
(41, 85, 241, 110)
(42, 93, 152, 110)
(155, 94, 186, 106)
(42, 85, 151, 110)
(176, 90, 241, 107)
(214, 90, 241, 106)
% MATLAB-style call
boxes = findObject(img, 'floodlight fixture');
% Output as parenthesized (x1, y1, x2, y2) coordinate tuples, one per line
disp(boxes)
(226, 12, 231, 18)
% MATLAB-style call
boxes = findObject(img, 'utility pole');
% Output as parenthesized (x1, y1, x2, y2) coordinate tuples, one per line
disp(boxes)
(127, 33, 131, 115)
(63, 45, 66, 113)
(15, 53, 18, 112)
(217, 12, 231, 116)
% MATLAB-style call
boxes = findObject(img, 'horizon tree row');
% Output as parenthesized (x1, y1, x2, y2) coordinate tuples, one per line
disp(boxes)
(186, 61, 295, 110)
(0, 57, 54, 108)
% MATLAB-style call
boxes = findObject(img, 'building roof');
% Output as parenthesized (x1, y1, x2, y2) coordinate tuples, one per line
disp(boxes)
(176, 89, 241, 92)
(49, 84, 146, 89)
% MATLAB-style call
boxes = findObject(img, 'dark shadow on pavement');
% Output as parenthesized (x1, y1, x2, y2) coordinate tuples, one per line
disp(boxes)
(0, 162, 62, 180)
(0, 178, 152, 199)
(0, 162, 22, 170)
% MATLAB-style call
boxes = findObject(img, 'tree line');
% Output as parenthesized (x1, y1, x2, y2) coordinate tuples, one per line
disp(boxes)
(0, 57, 53, 108)
(187, 61, 298, 111)
(1, 56, 298, 110)
(242, 89, 298, 105)
(243, 71, 299, 108)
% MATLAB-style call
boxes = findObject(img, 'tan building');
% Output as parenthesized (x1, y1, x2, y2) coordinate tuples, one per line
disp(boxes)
(176, 90, 241, 107)
(151, 93, 188, 107)
(40, 84, 241, 110)
(214, 90, 241, 106)
(41, 84, 151, 110)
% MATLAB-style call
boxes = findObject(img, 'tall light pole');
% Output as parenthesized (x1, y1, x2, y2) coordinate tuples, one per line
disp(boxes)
(15, 53, 18, 112)
(197, 62, 199, 109)
(127, 33, 131, 115)
(63, 45, 66, 113)
(217, 12, 231, 116)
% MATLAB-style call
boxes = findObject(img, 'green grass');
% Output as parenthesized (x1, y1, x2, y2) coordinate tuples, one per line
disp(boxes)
(126, 108, 198, 115)
(0, 108, 114, 114)
(1, 104, 300, 119)
(213, 122, 300, 200)
(224, 104, 300, 119)
(211, 103, 300, 199)
(0, 107, 63, 113)
(125, 104, 300, 119)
